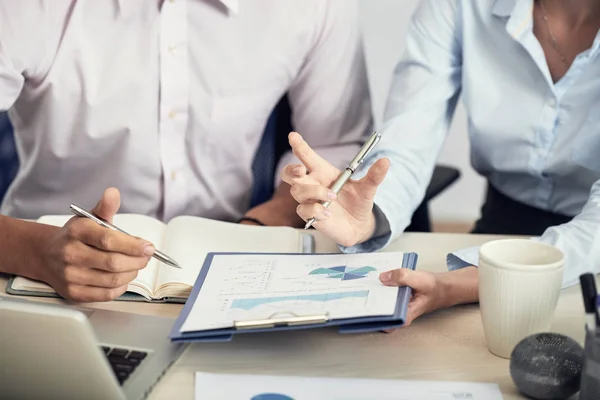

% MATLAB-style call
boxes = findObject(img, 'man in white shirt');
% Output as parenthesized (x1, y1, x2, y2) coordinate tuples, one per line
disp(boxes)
(0, 0, 371, 302)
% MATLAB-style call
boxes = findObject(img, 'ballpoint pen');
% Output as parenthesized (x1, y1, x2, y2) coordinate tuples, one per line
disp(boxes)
(304, 131, 382, 230)
(580, 273, 599, 331)
(596, 296, 600, 330)
(69, 203, 182, 269)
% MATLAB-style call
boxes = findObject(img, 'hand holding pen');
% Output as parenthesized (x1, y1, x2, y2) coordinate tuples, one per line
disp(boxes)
(281, 131, 389, 248)
(70, 204, 180, 269)
(32, 188, 174, 303)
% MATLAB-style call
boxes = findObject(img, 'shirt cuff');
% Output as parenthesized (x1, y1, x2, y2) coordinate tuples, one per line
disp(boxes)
(446, 245, 480, 271)
(339, 204, 392, 254)
(446, 237, 542, 271)
(371, 203, 391, 238)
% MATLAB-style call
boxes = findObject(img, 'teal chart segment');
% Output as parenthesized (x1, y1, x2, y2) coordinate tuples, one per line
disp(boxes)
(309, 265, 377, 281)
(251, 394, 294, 400)
(231, 290, 369, 310)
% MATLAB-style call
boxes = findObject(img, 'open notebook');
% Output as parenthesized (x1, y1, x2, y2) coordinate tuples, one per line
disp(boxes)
(6, 214, 314, 303)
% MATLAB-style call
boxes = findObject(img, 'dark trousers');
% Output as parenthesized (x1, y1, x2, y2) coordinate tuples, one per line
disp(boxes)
(471, 184, 573, 236)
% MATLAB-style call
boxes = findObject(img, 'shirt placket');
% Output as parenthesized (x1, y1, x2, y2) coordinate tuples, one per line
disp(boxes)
(531, 92, 557, 206)
(159, 0, 189, 221)
(534, 35, 600, 207)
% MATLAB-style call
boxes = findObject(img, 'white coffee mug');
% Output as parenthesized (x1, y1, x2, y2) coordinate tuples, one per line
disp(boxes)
(478, 239, 564, 358)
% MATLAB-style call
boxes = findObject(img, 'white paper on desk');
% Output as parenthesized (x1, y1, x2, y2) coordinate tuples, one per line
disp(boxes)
(180, 253, 402, 332)
(194, 372, 504, 400)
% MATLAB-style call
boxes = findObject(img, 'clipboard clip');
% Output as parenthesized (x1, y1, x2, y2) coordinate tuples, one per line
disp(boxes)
(234, 312, 329, 330)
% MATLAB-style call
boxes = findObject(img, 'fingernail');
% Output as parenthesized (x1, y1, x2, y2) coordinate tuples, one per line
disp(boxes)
(144, 245, 155, 256)
(327, 190, 337, 200)
(380, 271, 392, 281)
(293, 166, 303, 176)
(323, 210, 332, 218)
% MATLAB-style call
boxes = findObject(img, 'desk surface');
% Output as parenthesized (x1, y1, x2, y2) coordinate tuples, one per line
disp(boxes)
(0, 232, 586, 399)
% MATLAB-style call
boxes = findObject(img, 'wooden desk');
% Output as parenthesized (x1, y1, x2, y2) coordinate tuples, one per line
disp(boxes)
(0, 232, 586, 399)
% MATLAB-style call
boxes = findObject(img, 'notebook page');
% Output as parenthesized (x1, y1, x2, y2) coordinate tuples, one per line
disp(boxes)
(11, 214, 166, 298)
(154, 216, 302, 298)
(109, 214, 166, 296)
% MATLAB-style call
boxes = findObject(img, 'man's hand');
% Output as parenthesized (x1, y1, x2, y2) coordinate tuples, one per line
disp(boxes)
(281, 132, 390, 247)
(35, 188, 154, 302)
(379, 266, 479, 326)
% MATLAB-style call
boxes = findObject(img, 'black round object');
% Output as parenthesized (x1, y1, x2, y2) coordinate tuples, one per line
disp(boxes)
(510, 332, 583, 400)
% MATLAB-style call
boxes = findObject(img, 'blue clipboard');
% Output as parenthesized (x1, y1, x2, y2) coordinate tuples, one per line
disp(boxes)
(169, 252, 418, 343)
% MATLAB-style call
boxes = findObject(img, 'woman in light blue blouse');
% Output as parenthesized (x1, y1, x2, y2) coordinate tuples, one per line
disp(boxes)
(283, 0, 600, 325)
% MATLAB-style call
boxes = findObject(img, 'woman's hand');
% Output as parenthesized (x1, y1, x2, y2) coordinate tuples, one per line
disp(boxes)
(281, 132, 390, 247)
(380, 266, 479, 326)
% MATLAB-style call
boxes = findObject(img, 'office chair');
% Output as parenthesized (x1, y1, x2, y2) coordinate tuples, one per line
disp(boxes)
(250, 95, 460, 232)
(0, 112, 18, 204)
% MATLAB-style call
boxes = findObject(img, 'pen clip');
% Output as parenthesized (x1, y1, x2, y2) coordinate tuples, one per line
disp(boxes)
(347, 131, 382, 172)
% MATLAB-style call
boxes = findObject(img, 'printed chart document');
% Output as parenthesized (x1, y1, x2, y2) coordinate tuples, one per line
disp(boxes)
(180, 252, 407, 333)
(194, 372, 504, 400)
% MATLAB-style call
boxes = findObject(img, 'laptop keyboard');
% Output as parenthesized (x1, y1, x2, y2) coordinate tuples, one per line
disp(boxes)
(101, 346, 148, 385)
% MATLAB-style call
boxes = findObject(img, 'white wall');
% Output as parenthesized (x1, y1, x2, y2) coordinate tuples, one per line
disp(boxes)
(358, 0, 486, 224)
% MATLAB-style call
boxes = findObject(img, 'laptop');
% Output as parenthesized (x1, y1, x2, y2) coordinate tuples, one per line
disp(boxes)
(0, 297, 187, 400)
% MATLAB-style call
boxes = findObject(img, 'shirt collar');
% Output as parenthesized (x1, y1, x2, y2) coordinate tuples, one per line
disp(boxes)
(492, 0, 534, 40)
(117, 0, 239, 16)
(492, 0, 518, 17)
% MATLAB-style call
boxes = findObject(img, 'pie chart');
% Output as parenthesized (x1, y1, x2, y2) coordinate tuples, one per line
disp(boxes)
(309, 265, 377, 281)
(251, 394, 294, 400)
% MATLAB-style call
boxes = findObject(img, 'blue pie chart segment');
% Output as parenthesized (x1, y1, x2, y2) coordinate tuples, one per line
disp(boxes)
(309, 266, 377, 281)
(251, 394, 295, 400)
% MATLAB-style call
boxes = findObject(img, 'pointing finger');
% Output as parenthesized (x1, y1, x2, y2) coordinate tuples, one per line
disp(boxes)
(289, 132, 330, 173)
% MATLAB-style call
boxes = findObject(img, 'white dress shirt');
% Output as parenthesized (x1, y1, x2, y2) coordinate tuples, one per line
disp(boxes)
(0, 0, 371, 221)
(347, 0, 600, 288)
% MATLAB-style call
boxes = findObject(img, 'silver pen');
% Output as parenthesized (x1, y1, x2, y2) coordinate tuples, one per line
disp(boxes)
(304, 131, 382, 229)
(69, 204, 182, 269)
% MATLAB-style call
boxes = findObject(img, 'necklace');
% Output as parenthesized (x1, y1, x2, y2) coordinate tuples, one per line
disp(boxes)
(539, 0, 568, 65)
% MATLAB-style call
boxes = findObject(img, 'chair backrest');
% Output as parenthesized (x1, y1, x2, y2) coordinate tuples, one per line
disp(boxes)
(249, 95, 293, 208)
(0, 112, 18, 203)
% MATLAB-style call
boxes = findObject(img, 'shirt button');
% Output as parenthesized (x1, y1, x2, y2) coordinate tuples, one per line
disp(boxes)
(171, 171, 178, 180)
(168, 44, 177, 54)
(168, 110, 177, 119)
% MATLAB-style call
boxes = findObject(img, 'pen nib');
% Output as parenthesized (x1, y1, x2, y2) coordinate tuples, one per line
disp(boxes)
(304, 218, 316, 230)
